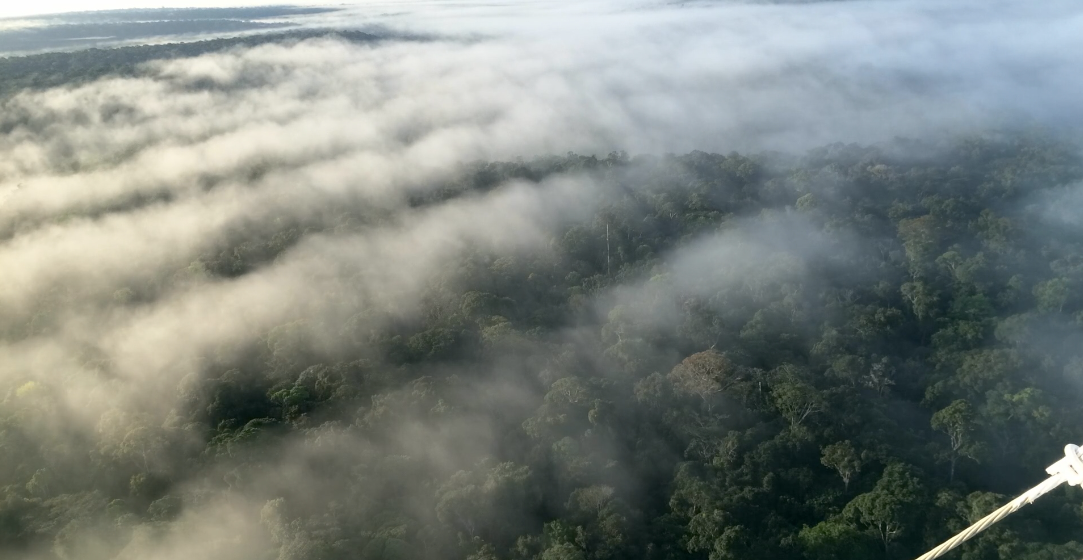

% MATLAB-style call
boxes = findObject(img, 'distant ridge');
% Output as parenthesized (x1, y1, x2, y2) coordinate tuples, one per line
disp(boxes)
(0, 30, 384, 98)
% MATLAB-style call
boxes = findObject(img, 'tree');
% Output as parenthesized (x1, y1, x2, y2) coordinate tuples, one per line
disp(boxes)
(564, 486, 633, 560)
(539, 542, 586, 560)
(770, 372, 825, 428)
(930, 400, 982, 482)
(826, 355, 866, 388)
(844, 463, 926, 552)
(898, 215, 940, 274)
(667, 350, 736, 411)
(863, 358, 895, 397)
(901, 280, 938, 320)
(435, 461, 533, 543)
(821, 441, 862, 491)
(117, 426, 165, 472)
(1034, 278, 1071, 313)
(799, 520, 878, 560)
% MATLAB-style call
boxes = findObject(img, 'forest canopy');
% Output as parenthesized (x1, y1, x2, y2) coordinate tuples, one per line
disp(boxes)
(4, 128, 1083, 559)
(2, 2, 1083, 560)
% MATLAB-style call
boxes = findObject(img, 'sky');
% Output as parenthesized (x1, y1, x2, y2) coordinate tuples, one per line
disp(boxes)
(0, 1, 341, 19)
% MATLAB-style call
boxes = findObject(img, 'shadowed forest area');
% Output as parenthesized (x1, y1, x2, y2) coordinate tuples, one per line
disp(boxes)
(4, 126, 1083, 559)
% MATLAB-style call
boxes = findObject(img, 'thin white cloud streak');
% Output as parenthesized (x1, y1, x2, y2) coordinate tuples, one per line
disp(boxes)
(2, 1, 1079, 189)
(599, 213, 833, 331)
(0, 173, 602, 435)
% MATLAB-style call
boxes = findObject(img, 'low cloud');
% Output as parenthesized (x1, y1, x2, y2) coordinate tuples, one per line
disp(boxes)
(1, 1, 1081, 558)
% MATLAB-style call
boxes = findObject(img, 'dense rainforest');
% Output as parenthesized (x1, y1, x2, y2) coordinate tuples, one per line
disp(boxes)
(1, 23, 1083, 560)
(4, 125, 1083, 560)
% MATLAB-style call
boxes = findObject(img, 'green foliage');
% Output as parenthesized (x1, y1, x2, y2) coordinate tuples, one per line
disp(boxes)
(820, 441, 862, 491)
(798, 520, 878, 560)
(4, 129, 1083, 560)
(931, 400, 983, 481)
(844, 463, 928, 552)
